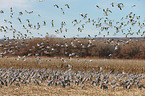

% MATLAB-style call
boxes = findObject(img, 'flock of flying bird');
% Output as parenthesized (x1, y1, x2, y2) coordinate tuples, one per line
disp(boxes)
(0, 5, 70, 39)
(0, 1, 144, 90)
(0, 2, 144, 39)
(0, 2, 144, 58)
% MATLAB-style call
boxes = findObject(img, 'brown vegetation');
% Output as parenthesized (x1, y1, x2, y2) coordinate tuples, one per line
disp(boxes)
(0, 57, 145, 73)
(0, 37, 145, 59)
(1, 83, 145, 96)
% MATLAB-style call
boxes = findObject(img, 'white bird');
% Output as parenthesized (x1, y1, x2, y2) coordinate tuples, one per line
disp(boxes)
(100, 67, 103, 72)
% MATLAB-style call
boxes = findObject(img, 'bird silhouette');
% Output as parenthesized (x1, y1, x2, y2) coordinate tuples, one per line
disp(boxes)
(65, 4, 70, 8)
(0, 10, 4, 13)
(111, 2, 114, 7)
(54, 4, 59, 8)
(96, 5, 100, 9)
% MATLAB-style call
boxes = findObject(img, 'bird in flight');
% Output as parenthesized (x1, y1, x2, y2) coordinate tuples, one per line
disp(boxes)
(54, 4, 59, 8)
(25, 10, 33, 14)
(111, 2, 114, 7)
(65, 4, 70, 8)
(96, 5, 100, 9)
(0, 10, 4, 13)
(131, 5, 136, 7)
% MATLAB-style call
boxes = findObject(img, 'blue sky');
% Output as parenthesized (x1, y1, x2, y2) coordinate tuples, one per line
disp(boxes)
(0, 0, 145, 39)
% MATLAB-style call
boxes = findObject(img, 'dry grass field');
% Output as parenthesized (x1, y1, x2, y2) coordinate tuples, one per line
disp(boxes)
(0, 83, 145, 96)
(0, 56, 145, 73)
(0, 57, 145, 96)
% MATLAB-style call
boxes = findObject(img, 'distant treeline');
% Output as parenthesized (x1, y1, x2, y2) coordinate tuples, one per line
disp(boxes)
(0, 36, 145, 59)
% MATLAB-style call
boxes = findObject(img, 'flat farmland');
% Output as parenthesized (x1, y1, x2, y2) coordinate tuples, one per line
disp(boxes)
(0, 83, 145, 96)
(0, 57, 145, 96)
(0, 57, 145, 73)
